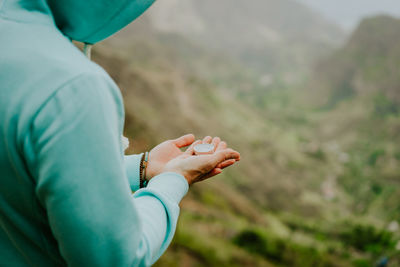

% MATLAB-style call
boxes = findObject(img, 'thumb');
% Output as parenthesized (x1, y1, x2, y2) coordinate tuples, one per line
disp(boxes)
(173, 134, 195, 148)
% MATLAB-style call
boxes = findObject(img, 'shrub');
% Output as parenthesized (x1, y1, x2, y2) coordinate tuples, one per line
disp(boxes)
(340, 224, 394, 254)
(233, 229, 286, 262)
(233, 229, 338, 266)
(352, 259, 373, 267)
(233, 230, 268, 256)
(306, 148, 326, 161)
(373, 94, 399, 118)
(367, 149, 385, 166)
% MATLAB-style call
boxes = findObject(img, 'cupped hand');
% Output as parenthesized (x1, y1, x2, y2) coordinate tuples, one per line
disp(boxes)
(146, 134, 195, 179)
(162, 137, 240, 185)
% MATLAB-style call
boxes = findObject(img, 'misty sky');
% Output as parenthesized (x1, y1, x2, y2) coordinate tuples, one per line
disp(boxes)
(297, 0, 400, 30)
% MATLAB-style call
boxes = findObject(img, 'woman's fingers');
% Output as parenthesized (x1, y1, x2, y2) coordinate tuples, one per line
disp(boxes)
(211, 137, 220, 152)
(202, 136, 212, 144)
(184, 140, 202, 155)
(201, 168, 223, 180)
(213, 149, 240, 163)
(203, 157, 237, 180)
(173, 134, 195, 148)
(216, 159, 236, 169)
(216, 141, 227, 151)
(200, 157, 237, 181)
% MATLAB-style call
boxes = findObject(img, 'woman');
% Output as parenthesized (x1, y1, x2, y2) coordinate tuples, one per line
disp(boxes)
(0, 0, 240, 266)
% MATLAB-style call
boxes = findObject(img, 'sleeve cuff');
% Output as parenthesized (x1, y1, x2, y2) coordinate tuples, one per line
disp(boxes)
(145, 172, 189, 204)
(124, 153, 143, 191)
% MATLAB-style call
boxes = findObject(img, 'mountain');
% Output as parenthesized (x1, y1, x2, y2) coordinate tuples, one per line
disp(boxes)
(309, 15, 400, 107)
(91, 21, 353, 264)
(145, 0, 344, 78)
(303, 15, 400, 238)
(85, 10, 400, 267)
(296, 0, 400, 30)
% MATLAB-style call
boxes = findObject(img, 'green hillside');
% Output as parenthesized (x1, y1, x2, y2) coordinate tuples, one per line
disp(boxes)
(310, 15, 400, 107)
(89, 13, 400, 267)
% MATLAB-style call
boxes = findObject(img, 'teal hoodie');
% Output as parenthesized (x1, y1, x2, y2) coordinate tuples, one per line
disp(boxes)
(0, 0, 189, 266)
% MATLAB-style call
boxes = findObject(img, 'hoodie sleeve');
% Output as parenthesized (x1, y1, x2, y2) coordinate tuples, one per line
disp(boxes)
(27, 73, 188, 266)
(125, 154, 143, 191)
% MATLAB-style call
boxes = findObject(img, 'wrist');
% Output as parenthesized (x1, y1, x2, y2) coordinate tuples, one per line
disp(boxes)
(142, 172, 189, 203)
(145, 152, 156, 180)
(162, 166, 190, 185)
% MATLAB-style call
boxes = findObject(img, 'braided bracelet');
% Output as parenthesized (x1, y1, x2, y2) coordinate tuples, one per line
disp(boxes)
(139, 151, 149, 188)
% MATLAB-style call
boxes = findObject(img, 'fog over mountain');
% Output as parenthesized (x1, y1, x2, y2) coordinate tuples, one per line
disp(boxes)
(297, 0, 400, 30)
(144, 0, 344, 78)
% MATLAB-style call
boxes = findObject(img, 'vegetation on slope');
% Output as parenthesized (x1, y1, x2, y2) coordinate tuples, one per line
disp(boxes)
(310, 15, 400, 107)
(89, 13, 400, 267)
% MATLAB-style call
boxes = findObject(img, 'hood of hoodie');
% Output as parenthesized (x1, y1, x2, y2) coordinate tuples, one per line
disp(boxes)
(0, 0, 155, 44)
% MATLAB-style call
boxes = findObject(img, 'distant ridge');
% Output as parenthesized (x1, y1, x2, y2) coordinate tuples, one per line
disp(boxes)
(311, 15, 400, 106)
(144, 0, 344, 76)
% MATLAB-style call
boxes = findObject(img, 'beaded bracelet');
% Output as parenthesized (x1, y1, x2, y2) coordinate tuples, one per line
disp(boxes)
(139, 151, 149, 188)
